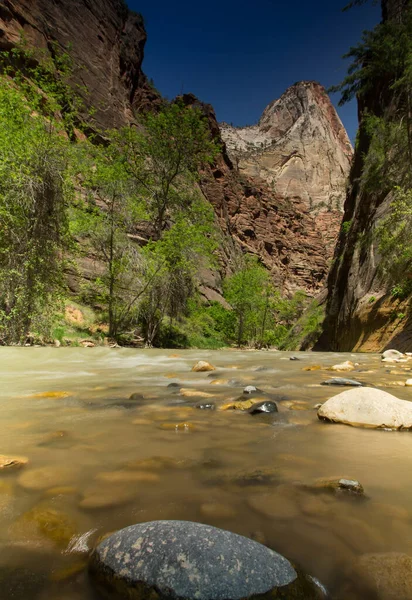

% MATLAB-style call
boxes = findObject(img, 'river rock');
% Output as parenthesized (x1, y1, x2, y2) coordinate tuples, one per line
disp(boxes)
(220, 399, 256, 411)
(328, 361, 355, 372)
(192, 361, 215, 372)
(405, 379, 412, 387)
(128, 393, 145, 402)
(382, 349, 406, 361)
(321, 378, 363, 387)
(90, 520, 318, 599)
(196, 402, 216, 410)
(0, 455, 28, 470)
(338, 552, 412, 599)
(312, 477, 364, 496)
(290, 356, 300, 361)
(243, 385, 257, 394)
(18, 466, 77, 491)
(10, 506, 77, 549)
(248, 401, 278, 415)
(318, 387, 412, 429)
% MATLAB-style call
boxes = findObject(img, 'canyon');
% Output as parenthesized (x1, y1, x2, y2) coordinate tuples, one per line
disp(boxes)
(0, 0, 353, 302)
(2, 0, 407, 351)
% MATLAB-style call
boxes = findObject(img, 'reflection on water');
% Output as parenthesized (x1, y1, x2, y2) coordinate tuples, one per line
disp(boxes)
(0, 348, 412, 598)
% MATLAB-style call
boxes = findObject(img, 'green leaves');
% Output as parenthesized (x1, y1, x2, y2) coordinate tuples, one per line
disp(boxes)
(118, 100, 220, 237)
(0, 77, 72, 342)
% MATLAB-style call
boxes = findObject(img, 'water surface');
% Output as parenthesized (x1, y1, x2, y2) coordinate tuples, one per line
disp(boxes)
(1, 348, 412, 598)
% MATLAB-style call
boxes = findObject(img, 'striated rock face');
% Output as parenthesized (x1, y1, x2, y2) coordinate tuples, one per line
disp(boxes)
(0, 0, 159, 129)
(176, 92, 345, 296)
(317, 0, 412, 352)
(0, 2, 353, 300)
(220, 82, 353, 254)
(179, 96, 336, 296)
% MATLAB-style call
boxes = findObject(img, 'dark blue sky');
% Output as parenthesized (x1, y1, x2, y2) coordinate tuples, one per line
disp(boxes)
(129, 0, 381, 142)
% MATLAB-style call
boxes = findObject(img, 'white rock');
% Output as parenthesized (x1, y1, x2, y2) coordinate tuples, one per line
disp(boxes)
(318, 387, 412, 430)
(406, 380, 412, 387)
(382, 349, 406, 360)
(244, 386, 257, 394)
(328, 360, 355, 372)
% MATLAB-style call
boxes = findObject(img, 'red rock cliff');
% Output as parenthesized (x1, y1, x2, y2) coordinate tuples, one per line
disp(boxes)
(0, 0, 158, 129)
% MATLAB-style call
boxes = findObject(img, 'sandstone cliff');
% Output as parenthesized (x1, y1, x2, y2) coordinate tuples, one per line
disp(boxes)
(0, 0, 353, 302)
(317, 0, 412, 352)
(0, 0, 159, 129)
(220, 82, 353, 255)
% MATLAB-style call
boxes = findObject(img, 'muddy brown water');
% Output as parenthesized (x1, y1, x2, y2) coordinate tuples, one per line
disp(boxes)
(1, 348, 412, 599)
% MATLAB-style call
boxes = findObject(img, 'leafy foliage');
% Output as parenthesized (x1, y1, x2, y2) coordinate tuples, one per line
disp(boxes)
(119, 101, 220, 237)
(0, 78, 72, 342)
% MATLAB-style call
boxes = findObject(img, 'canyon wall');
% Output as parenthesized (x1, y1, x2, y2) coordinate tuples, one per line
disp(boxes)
(0, 0, 353, 301)
(0, 0, 159, 129)
(317, 0, 412, 352)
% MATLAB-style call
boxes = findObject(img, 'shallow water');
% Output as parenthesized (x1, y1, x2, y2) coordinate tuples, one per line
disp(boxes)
(1, 347, 412, 599)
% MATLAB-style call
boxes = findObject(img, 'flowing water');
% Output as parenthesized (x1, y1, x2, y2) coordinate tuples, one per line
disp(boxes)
(1, 347, 412, 599)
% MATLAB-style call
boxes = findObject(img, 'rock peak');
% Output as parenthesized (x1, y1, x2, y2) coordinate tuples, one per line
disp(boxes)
(219, 82, 352, 234)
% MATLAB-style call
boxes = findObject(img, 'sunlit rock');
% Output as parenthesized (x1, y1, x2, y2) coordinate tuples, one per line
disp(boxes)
(318, 387, 412, 429)
(192, 361, 216, 372)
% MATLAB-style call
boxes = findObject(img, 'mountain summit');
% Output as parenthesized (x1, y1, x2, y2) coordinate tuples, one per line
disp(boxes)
(220, 81, 353, 252)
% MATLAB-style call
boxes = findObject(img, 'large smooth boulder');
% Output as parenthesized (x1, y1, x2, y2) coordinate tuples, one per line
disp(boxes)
(382, 349, 406, 361)
(89, 520, 320, 599)
(318, 387, 412, 429)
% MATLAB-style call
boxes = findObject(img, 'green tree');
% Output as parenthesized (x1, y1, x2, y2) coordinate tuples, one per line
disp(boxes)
(138, 193, 217, 346)
(0, 78, 72, 343)
(120, 101, 220, 238)
(224, 257, 273, 347)
(70, 139, 147, 339)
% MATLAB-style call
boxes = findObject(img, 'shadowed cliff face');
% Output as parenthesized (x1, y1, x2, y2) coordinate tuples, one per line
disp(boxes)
(220, 82, 353, 256)
(0, 0, 159, 129)
(317, 0, 412, 352)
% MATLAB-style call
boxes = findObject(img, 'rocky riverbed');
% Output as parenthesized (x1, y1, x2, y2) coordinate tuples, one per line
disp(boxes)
(0, 347, 412, 599)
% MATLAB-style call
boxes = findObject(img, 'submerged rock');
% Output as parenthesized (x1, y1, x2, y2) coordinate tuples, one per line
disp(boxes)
(192, 361, 216, 372)
(90, 520, 320, 599)
(318, 387, 412, 430)
(18, 466, 77, 491)
(311, 478, 364, 496)
(10, 505, 77, 549)
(196, 402, 216, 410)
(321, 378, 363, 387)
(0, 454, 28, 470)
(248, 401, 278, 415)
(338, 552, 412, 599)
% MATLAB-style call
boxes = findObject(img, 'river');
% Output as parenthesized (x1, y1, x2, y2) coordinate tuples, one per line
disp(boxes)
(1, 347, 412, 599)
